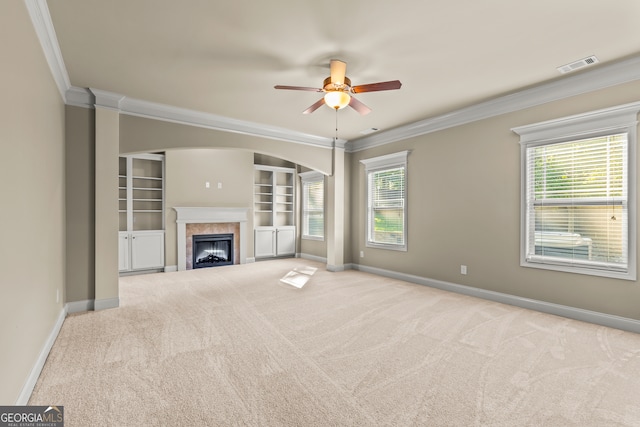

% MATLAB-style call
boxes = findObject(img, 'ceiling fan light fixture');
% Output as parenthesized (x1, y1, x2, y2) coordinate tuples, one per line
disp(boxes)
(275, 60, 400, 115)
(324, 91, 351, 110)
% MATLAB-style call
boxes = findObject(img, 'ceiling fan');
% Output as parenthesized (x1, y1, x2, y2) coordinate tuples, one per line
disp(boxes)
(274, 59, 402, 115)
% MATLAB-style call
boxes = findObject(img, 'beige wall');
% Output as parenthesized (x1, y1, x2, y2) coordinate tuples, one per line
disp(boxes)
(350, 79, 640, 321)
(165, 149, 254, 267)
(65, 106, 95, 302)
(0, 1, 66, 404)
(300, 238, 326, 259)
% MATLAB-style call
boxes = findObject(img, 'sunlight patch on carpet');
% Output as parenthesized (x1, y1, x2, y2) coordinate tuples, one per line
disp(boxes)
(280, 266, 318, 288)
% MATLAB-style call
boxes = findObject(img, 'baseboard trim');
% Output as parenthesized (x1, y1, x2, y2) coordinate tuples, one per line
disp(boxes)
(66, 299, 94, 314)
(164, 265, 178, 272)
(15, 306, 67, 405)
(353, 264, 640, 334)
(245, 257, 256, 264)
(94, 297, 119, 311)
(299, 253, 327, 264)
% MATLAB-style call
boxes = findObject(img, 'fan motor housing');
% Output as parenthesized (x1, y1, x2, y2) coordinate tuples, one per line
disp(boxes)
(323, 76, 351, 92)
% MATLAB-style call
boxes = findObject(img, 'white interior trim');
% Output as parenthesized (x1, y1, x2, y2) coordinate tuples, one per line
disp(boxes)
(27, 1, 640, 152)
(24, 0, 70, 102)
(361, 151, 409, 252)
(91, 88, 125, 111)
(95, 297, 120, 311)
(353, 263, 640, 334)
(360, 150, 410, 169)
(174, 207, 250, 271)
(348, 56, 640, 152)
(66, 299, 95, 314)
(511, 100, 640, 143)
(16, 306, 66, 405)
(298, 253, 327, 264)
(299, 171, 325, 181)
(120, 97, 338, 149)
(512, 101, 640, 281)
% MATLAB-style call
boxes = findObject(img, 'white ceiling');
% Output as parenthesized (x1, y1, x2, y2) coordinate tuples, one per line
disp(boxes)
(46, 0, 640, 142)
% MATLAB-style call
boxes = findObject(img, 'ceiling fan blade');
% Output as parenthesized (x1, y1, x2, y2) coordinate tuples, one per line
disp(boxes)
(348, 96, 372, 116)
(352, 80, 402, 93)
(302, 98, 326, 114)
(274, 85, 323, 92)
(330, 59, 347, 85)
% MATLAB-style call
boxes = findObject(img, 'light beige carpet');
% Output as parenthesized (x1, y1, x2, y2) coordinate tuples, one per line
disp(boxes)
(30, 259, 640, 426)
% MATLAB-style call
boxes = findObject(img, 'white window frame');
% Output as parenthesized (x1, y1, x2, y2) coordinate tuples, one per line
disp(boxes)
(512, 101, 640, 280)
(299, 171, 325, 241)
(360, 151, 409, 251)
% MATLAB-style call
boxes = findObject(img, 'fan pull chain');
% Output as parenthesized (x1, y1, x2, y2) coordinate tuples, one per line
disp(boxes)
(335, 108, 339, 144)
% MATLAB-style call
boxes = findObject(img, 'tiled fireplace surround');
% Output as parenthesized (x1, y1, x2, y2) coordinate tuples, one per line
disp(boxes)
(174, 207, 250, 271)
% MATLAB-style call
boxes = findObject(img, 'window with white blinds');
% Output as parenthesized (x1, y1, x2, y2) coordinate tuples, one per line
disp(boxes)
(526, 134, 627, 270)
(361, 151, 409, 250)
(513, 102, 639, 280)
(299, 172, 324, 240)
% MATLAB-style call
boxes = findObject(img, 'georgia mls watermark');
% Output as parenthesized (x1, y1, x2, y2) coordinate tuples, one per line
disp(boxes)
(0, 406, 63, 427)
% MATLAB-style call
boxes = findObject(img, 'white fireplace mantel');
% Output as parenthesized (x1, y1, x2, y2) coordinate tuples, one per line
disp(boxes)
(174, 207, 250, 271)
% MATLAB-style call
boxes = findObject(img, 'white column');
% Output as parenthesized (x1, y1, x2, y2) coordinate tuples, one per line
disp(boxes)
(326, 147, 345, 271)
(93, 89, 124, 310)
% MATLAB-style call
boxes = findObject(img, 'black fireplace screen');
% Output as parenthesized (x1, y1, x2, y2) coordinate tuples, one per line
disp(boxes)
(192, 234, 233, 268)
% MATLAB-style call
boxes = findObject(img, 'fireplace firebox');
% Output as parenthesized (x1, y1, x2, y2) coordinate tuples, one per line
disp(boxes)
(192, 234, 234, 268)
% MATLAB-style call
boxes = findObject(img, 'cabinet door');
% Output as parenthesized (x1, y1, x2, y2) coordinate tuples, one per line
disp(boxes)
(131, 232, 165, 270)
(276, 227, 296, 256)
(255, 228, 276, 258)
(118, 232, 130, 271)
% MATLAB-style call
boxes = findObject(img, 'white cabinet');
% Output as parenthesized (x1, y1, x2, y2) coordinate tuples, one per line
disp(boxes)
(131, 231, 165, 270)
(118, 233, 130, 271)
(119, 231, 165, 272)
(276, 227, 296, 255)
(254, 228, 276, 258)
(254, 226, 296, 259)
(254, 165, 296, 259)
(119, 153, 165, 272)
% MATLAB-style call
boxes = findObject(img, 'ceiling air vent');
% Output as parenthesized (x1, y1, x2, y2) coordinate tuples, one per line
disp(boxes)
(557, 55, 599, 74)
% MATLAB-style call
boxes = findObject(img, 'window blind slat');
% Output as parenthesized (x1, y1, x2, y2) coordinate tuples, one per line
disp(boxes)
(368, 166, 406, 246)
(526, 133, 628, 270)
(302, 179, 324, 238)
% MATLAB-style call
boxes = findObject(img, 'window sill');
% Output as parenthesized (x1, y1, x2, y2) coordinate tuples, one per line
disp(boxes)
(302, 235, 324, 242)
(366, 241, 407, 252)
(521, 257, 635, 281)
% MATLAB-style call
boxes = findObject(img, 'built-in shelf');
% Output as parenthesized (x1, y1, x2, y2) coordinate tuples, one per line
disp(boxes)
(253, 165, 296, 258)
(119, 153, 165, 273)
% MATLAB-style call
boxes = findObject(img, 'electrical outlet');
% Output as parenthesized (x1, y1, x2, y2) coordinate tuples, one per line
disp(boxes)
(205, 181, 210, 188)
(360, 251, 364, 258)
(461, 265, 467, 275)
(217, 182, 222, 189)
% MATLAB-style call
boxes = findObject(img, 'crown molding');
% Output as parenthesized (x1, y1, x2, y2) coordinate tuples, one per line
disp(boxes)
(512, 100, 640, 144)
(28, 0, 640, 154)
(360, 150, 410, 170)
(27, 1, 334, 149)
(65, 86, 94, 108)
(299, 170, 325, 180)
(91, 88, 124, 110)
(118, 96, 336, 149)
(25, 0, 70, 102)
(64, 85, 339, 148)
(347, 55, 640, 152)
